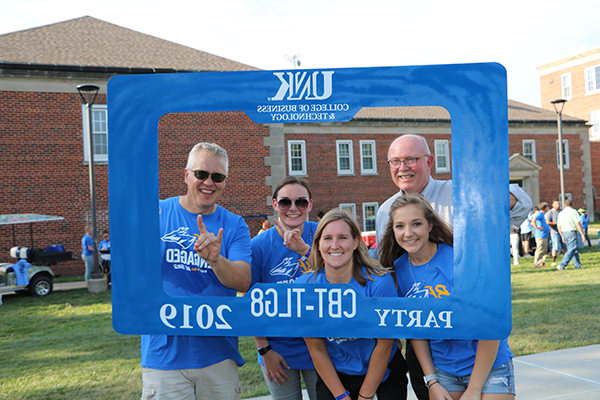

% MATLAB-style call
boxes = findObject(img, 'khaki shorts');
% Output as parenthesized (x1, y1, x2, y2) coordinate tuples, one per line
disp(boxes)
(141, 359, 241, 400)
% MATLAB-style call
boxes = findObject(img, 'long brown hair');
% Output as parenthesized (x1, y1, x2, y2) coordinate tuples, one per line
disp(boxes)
(378, 194, 453, 270)
(308, 209, 387, 286)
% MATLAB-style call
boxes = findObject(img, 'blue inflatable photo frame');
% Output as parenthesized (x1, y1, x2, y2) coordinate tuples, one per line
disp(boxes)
(108, 63, 511, 340)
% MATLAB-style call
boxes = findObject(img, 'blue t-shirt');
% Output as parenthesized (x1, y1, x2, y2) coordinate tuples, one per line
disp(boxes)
(81, 234, 94, 256)
(295, 267, 397, 378)
(533, 211, 550, 239)
(395, 243, 513, 377)
(99, 239, 110, 260)
(141, 196, 252, 370)
(250, 221, 318, 369)
(580, 213, 590, 229)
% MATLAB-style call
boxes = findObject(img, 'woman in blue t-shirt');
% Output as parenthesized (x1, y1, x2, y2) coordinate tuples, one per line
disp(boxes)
(250, 176, 319, 400)
(296, 209, 406, 400)
(378, 194, 515, 400)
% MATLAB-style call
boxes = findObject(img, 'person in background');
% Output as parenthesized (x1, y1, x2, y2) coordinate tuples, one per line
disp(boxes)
(578, 208, 591, 247)
(556, 199, 585, 271)
(141, 142, 252, 400)
(81, 225, 94, 287)
(510, 225, 520, 265)
(98, 230, 111, 282)
(532, 203, 550, 269)
(545, 200, 562, 266)
(519, 211, 533, 258)
(250, 176, 318, 400)
(258, 219, 273, 235)
(296, 209, 406, 400)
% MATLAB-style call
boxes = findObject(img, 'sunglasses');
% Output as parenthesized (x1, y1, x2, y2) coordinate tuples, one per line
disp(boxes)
(187, 169, 227, 183)
(277, 197, 310, 211)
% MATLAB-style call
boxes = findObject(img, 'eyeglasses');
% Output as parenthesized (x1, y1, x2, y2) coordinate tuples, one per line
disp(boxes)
(277, 197, 310, 211)
(387, 155, 427, 169)
(187, 169, 227, 183)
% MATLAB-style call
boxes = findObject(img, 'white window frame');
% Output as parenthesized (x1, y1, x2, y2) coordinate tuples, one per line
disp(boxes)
(434, 140, 450, 173)
(339, 203, 356, 219)
(556, 139, 570, 170)
(590, 110, 600, 136)
(82, 104, 108, 163)
(362, 202, 378, 232)
(336, 140, 354, 175)
(288, 140, 307, 176)
(561, 73, 572, 100)
(359, 140, 377, 174)
(522, 139, 536, 162)
(585, 65, 600, 95)
(559, 192, 572, 203)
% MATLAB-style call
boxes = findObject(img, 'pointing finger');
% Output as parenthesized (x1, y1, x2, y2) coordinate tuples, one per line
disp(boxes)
(197, 214, 208, 234)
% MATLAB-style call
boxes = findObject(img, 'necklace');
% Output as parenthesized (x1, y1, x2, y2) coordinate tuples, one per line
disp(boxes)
(407, 242, 434, 287)
(408, 257, 429, 287)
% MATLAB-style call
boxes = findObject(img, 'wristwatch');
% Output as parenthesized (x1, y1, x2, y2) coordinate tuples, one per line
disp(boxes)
(423, 374, 439, 388)
(258, 344, 272, 356)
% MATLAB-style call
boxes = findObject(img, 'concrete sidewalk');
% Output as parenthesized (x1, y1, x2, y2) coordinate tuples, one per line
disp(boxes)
(251, 345, 600, 399)
(54, 282, 600, 399)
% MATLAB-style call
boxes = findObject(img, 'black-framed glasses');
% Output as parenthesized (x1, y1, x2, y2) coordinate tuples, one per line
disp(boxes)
(187, 169, 227, 183)
(387, 155, 427, 169)
(277, 197, 310, 211)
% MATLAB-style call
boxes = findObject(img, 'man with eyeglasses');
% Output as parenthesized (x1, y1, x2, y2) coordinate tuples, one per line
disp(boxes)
(375, 134, 531, 400)
(141, 142, 252, 400)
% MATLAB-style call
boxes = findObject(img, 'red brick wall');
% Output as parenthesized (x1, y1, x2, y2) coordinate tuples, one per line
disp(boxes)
(591, 142, 600, 215)
(539, 61, 600, 125)
(509, 133, 586, 207)
(0, 91, 270, 276)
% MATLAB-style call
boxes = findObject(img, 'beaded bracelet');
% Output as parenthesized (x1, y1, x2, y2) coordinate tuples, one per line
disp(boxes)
(300, 246, 311, 262)
(335, 390, 350, 400)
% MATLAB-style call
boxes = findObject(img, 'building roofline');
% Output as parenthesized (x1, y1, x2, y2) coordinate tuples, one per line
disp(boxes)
(537, 47, 600, 73)
(0, 62, 201, 75)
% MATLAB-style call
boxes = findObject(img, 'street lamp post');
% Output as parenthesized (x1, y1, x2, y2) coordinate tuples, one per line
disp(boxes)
(551, 99, 567, 207)
(76, 84, 104, 283)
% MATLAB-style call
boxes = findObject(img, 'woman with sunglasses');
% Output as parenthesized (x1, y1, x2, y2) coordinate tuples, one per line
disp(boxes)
(250, 176, 319, 400)
(295, 209, 405, 400)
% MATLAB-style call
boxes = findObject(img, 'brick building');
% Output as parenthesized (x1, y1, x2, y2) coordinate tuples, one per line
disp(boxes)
(0, 17, 593, 277)
(538, 47, 600, 213)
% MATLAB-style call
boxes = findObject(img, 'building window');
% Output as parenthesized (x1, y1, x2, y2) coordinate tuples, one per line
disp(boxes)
(556, 139, 570, 169)
(288, 140, 307, 175)
(522, 140, 536, 162)
(561, 73, 572, 100)
(339, 203, 356, 219)
(336, 140, 354, 175)
(585, 65, 600, 94)
(362, 202, 378, 232)
(360, 140, 377, 174)
(434, 140, 450, 173)
(82, 104, 108, 163)
(591, 110, 600, 136)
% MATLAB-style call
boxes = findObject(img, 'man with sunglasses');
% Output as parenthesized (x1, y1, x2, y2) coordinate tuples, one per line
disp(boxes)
(375, 134, 532, 400)
(141, 142, 252, 400)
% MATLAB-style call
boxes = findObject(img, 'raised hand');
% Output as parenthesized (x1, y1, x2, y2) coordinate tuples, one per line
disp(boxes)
(193, 214, 223, 263)
(274, 218, 309, 256)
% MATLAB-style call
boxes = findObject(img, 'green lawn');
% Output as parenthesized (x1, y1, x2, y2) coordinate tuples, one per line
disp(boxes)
(1, 248, 599, 399)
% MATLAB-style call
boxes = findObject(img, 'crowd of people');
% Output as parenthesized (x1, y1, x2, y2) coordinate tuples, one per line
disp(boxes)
(514, 199, 592, 270)
(139, 135, 533, 400)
